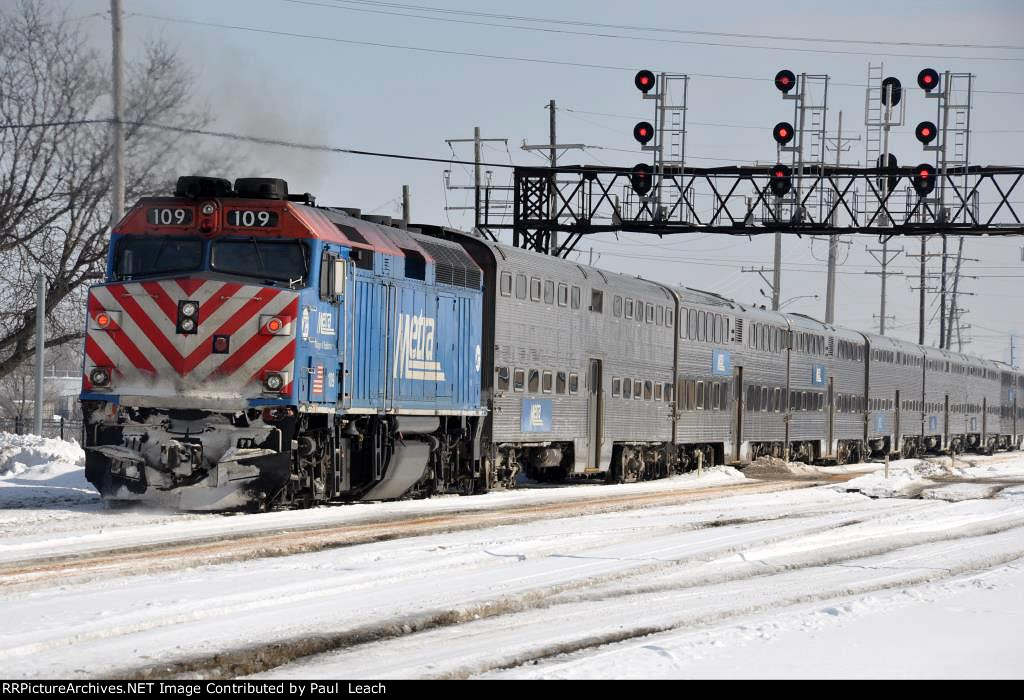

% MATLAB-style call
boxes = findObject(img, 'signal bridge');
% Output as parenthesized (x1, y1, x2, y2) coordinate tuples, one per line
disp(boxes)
(478, 163, 1024, 257)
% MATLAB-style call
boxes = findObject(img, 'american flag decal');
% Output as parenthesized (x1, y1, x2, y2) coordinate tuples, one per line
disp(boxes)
(312, 365, 324, 394)
(83, 278, 298, 402)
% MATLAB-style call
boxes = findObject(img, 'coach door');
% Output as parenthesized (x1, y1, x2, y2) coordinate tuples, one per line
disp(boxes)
(894, 389, 901, 452)
(827, 377, 835, 458)
(588, 359, 603, 468)
(733, 365, 744, 461)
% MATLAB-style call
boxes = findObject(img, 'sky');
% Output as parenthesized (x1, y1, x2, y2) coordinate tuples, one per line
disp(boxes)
(58, 0, 1024, 364)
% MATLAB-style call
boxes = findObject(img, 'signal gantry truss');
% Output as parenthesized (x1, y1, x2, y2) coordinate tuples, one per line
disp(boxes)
(477, 164, 1024, 257)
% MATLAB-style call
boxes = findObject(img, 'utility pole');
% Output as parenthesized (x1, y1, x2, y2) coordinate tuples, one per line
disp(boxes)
(401, 185, 411, 227)
(521, 100, 587, 256)
(110, 0, 125, 225)
(1012, 335, 1018, 370)
(821, 110, 859, 324)
(946, 236, 962, 349)
(865, 236, 903, 335)
(939, 233, 948, 348)
(444, 128, 508, 233)
(33, 274, 45, 436)
(549, 100, 558, 255)
(772, 232, 782, 311)
(919, 236, 927, 345)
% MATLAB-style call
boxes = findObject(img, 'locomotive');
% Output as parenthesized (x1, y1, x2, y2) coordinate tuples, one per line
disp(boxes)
(80, 175, 1023, 511)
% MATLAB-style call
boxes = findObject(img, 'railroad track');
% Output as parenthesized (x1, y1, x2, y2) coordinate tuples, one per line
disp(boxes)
(0, 477, 838, 590)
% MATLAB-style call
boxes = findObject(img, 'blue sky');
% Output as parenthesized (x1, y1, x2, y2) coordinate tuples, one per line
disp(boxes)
(67, 0, 1024, 362)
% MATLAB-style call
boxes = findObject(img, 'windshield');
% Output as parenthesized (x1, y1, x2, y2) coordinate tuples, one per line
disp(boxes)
(210, 239, 308, 285)
(114, 236, 203, 279)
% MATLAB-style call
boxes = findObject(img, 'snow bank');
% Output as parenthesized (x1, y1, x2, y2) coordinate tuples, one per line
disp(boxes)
(841, 458, 981, 499)
(0, 432, 94, 509)
(743, 456, 822, 478)
(0, 431, 84, 476)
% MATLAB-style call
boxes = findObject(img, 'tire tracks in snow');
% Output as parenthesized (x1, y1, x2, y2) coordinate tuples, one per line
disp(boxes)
(106, 506, 1024, 680)
(0, 479, 825, 590)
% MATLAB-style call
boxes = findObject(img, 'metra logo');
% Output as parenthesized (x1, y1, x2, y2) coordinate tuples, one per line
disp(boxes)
(394, 313, 446, 381)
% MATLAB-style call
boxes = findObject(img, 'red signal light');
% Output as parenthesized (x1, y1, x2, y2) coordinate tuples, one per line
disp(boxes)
(773, 121, 795, 146)
(95, 312, 111, 328)
(769, 164, 792, 197)
(774, 69, 796, 94)
(913, 163, 937, 196)
(633, 121, 655, 145)
(915, 120, 938, 145)
(634, 69, 656, 94)
(629, 163, 653, 195)
(917, 68, 940, 92)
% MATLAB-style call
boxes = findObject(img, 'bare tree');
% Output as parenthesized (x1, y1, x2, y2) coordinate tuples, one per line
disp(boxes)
(0, 0, 219, 381)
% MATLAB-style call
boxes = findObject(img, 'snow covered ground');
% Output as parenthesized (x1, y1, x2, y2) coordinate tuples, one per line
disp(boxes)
(1, 431, 1023, 679)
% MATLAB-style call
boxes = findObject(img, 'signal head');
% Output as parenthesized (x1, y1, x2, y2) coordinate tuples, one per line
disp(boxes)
(774, 69, 796, 93)
(634, 70, 656, 94)
(629, 163, 653, 195)
(772, 121, 795, 146)
(913, 163, 937, 197)
(769, 164, 792, 197)
(633, 121, 655, 145)
(881, 76, 903, 106)
(915, 121, 938, 145)
(917, 68, 940, 92)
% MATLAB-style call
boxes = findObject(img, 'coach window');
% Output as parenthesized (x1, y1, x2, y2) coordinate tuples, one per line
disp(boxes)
(789, 390, 797, 411)
(760, 386, 768, 412)
(591, 289, 603, 313)
(513, 369, 525, 392)
(656, 306, 664, 326)
(646, 303, 654, 324)
(557, 371, 567, 394)
(637, 301, 644, 324)
(667, 309, 674, 327)
(557, 283, 568, 306)
(515, 275, 527, 299)
(528, 369, 540, 393)
(496, 367, 510, 391)
(612, 378, 621, 397)
(625, 298, 634, 319)
(571, 286, 581, 309)
(634, 379, 643, 399)
(500, 272, 512, 296)
(697, 311, 706, 341)
(687, 309, 697, 339)
(679, 307, 688, 338)
(665, 383, 674, 403)
(614, 296, 622, 317)
(569, 373, 579, 394)
(705, 312, 713, 340)
(696, 381, 705, 409)
(712, 382, 721, 410)
(644, 380, 653, 400)
(655, 383, 663, 401)
(530, 277, 542, 302)
(688, 380, 697, 410)
(544, 280, 555, 305)
(817, 393, 824, 411)
(542, 371, 553, 393)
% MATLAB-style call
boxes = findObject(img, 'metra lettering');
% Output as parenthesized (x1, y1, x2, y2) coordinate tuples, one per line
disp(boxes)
(393, 313, 446, 381)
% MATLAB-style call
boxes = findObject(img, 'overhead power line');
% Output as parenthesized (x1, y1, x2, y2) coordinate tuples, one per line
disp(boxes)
(127, 12, 1024, 95)
(309, 0, 1024, 51)
(280, 0, 1024, 62)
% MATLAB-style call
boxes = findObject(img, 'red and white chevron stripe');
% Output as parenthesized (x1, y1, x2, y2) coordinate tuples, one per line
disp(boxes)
(83, 277, 297, 402)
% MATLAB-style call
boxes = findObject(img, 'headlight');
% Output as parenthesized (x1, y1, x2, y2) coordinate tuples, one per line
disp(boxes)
(180, 301, 198, 318)
(201, 202, 216, 216)
(264, 373, 284, 392)
(89, 367, 111, 387)
(180, 317, 196, 332)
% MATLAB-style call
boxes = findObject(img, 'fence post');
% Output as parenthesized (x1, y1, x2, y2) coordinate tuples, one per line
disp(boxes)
(60, 416, 64, 441)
